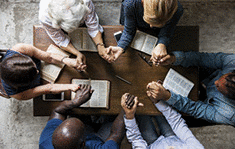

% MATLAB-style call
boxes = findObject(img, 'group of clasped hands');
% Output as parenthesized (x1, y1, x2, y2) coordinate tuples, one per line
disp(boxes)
(122, 80, 169, 111)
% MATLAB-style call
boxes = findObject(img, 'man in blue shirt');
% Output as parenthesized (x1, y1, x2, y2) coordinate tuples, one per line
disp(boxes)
(147, 51, 235, 126)
(39, 84, 125, 149)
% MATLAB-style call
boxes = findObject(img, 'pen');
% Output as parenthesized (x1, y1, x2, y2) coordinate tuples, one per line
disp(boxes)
(115, 75, 132, 85)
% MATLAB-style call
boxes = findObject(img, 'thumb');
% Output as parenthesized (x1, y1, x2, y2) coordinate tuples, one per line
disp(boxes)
(137, 102, 144, 107)
(159, 55, 171, 65)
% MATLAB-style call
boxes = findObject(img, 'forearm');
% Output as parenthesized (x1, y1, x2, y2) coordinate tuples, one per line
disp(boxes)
(172, 51, 229, 70)
(49, 100, 75, 121)
(106, 110, 125, 144)
(61, 42, 81, 56)
(117, 5, 137, 51)
(166, 91, 219, 122)
(124, 117, 148, 148)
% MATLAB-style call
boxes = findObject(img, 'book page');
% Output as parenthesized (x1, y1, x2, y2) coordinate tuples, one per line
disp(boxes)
(41, 44, 70, 83)
(89, 80, 109, 108)
(130, 31, 146, 51)
(163, 68, 194, 97)
(141, 35, 158, 55)
(83, 29, 97, 52)
(71, 79, 110, 108)
(69, 29, 83, 51)
(71, 79, 90, 107)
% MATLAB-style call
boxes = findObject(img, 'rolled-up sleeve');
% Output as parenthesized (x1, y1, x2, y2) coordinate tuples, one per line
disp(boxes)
(84, 0, 103, 38)
(41, 22, 71, 47)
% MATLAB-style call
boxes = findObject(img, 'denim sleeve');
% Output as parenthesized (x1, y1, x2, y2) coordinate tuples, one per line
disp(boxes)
(172, 51, 234, 70)
(166, 91, 233, 125)
(117, 1, 137, 51)
(157, 1, 184, 47)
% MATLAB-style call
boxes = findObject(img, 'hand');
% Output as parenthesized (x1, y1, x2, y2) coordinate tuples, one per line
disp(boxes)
(157, 54, 176, 66)
(106, 46, 124, 63)
(72, 84, 94, 107)
(98, 46, 115, 63)
(75, 53, 87, 71)
(69, 84, 81, 92)
(146, 81, 171, 103)
(121, 93, 144, 119)
(150, 43, 167, 66)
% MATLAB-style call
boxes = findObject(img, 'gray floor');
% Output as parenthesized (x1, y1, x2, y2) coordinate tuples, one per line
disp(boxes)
(0, 0, 235, 148)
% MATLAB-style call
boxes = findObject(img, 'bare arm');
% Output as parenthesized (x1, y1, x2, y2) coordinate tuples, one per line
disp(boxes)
(49, 84, 93, 121)
(12, 43, 86, 71)
(105, 110, 125, 144)
(10, 83, 80, 100)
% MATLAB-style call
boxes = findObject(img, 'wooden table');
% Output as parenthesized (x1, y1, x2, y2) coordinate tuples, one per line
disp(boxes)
(33, 25, 199, 116)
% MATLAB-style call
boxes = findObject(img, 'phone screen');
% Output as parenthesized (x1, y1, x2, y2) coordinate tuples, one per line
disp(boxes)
(114, 31, 122, 43)
(43, 92, 64, 101)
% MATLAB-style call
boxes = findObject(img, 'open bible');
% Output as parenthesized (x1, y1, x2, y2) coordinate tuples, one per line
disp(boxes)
(130, 30, 158, 55)
(71, 79, 110, 109)
(163, 68, 194, 97)
(40, 44, 70, 83)
(68, 28, 97, 52)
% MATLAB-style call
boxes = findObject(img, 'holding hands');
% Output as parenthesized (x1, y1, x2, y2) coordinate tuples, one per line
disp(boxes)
(150, 43, 176, 66)
(146, 80, 171, 103)
(121, 93, 144, 119)
(61, 53, 87, 72)
(104, 46, 124, 63)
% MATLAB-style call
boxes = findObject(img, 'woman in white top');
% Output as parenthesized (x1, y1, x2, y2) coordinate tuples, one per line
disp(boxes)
(39, 0, 112, 71)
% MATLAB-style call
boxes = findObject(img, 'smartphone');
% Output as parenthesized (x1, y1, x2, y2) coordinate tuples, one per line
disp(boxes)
(114, 31, 123, 43)
(42, 92, 64, 101)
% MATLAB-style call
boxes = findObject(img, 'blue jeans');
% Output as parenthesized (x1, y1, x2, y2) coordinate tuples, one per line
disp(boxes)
(136, 115, 175, 145)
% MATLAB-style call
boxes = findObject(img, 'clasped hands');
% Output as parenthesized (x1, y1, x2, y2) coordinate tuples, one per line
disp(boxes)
(98, 43, 175, 65)
(121, 80, 171, 119)
(62, 53, 87, 72)
(150, 43, 176, 66)
(98, 46, 124, 63)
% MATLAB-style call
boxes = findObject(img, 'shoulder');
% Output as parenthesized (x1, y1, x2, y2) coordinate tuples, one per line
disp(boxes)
(39, 0, 52, 23)
(2, 50, 21, 60)
(39, 119, 63, 145)
(123, 0, 138, 8)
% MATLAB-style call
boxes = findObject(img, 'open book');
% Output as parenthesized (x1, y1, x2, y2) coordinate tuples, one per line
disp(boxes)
(71, 79, 110, 109)
(41, 44, 70, 83)
(69, 28, 97, 52)
(130, 30, 158, 55)
(163, 68, 194, 97)
(114, 30, 158, 55)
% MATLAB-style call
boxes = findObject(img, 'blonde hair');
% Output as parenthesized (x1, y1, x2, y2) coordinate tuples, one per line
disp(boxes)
(143, 0, 178, 27)
(48, 0, 90, 33)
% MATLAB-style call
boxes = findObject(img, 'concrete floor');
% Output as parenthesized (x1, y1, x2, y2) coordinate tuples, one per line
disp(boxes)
(0, 0, 235, 148)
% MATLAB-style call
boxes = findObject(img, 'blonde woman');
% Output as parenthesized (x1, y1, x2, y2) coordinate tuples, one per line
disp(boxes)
(107, 0, 183, 64)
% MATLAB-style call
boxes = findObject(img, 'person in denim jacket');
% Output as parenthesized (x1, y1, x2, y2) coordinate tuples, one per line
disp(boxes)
(147, 51, 235, 126)
(106, 0, 183, 63)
